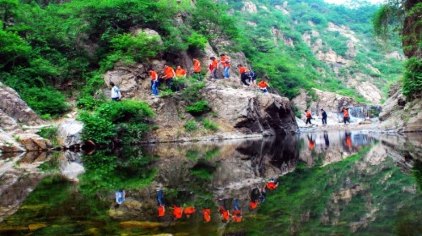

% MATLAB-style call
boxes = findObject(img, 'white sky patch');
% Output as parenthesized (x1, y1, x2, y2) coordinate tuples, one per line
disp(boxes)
(324, 0, 386, 5)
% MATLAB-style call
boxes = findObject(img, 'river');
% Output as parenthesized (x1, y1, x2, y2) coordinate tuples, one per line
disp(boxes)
(0, 130, 421, 235)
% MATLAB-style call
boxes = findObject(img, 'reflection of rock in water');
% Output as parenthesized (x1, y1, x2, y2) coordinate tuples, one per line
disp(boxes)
(59, 151, 85, 182)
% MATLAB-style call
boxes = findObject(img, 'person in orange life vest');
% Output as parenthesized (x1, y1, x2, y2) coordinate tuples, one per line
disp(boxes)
(342, 107, 350, 124)
(220, 54, 231, 79)
(218, 206, 230, 223)
(258, 79, 269, 93)
(175, 65, 187, 79)
(231, 199, 242, 223)
(345, 132, 352, 149)
(307, 134, 315, 151)
(237, 64, 250, 86)
(209, 56, 219, 79)
(163, 65, 176, 90)
(156, 188, 165, 217)
(305, 109, 312, 125)
(249, 187, 261, 210)
(149, 69, 159, 96)
(193, 58, 202, 80)
(173, 205, 183, 220)
(266, 178, 279, 191)
(183, 206, 196, 218)
(158, 205, 165, 217)
(202, 208, 211, 223)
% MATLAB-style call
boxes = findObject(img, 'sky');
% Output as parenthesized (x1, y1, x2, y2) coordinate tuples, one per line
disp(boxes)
(324, 0, 385, 5)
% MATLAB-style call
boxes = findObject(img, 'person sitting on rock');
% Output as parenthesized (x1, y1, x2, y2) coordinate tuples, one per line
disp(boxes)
(202, 208, 211, 223)
(110, 82, 122, 101)
(219, 205, 230, 223)
(209, 57, 219, 79)
(176, 65, 187, 79)
(149, 68, 159, 97)
(232, 199, 242, 223)
(220, 54, 231, 79)
(305, 109, 312, 125)
(163, 65, 176, 90)
(258, 79, 269, 93)
(183, 206, 196, 218)
(266, 178, 279, 191)
(249, 187, 261, 210)
(173, 205, 183, 220)
(156, 188, 166, 217)
(237, 64, 250, 86)
(193, 58, 202, 80)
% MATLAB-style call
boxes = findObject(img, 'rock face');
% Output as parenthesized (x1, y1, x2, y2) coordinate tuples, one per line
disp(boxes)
(380, 84, 422, 132)
(203, 82, 298, 135)
(57, 119, 84, 148)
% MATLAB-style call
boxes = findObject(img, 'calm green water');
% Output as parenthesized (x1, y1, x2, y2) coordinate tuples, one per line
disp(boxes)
(0, 131, 421, 236)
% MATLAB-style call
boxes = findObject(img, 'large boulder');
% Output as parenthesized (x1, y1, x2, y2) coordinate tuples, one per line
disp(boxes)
(203, 82, 298, 135)
(0, 82, 43, 127)
(57, 119, 84, 148)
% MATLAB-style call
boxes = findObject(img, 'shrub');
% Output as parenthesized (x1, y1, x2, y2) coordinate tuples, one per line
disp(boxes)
(187, 32, 208, 50)
(76, 96, 105, 111)
(37, 126, 58, 146)
(202, 119, 218, 131)
(184, 120, 198, 132)
(21, 87, 69, 117)
(402, 57, 422, 99)
(78, 112, 116, 145)
(95, 100, 154, 123)
(186, 100, 210, 116)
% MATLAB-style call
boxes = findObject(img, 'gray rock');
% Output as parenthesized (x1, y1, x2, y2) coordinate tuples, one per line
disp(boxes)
(57, 119, 84, 148)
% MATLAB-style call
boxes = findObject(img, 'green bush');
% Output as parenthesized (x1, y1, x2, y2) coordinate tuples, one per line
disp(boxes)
(21, 87, 69, 117)
(76, 96, 105, 111)
(402, 57, 422, 98)
(95, 100, 154, 123)
(37, 126, 58, 146)
(78, 112, 116, 145)
(202, 119, 218, 131)
(186, 32, 208, 50)
(186, 100, 210, 116)
(184, 120, 198, 132)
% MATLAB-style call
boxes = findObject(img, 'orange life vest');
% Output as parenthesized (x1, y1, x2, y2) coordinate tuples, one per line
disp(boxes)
(164, 66, 175, 80)
(306, 111, 312, 118)
(202, 209, 211, 223)
(173, 206, 183, 219)
(158, 205, 165, 217)
(232, 213, 242, 223)
(183, 206, 196, 215)
(266, 181, 278, 191)
(343, 109, 349, 118)
(176, 68, 186, 77)
(210, 59, 218, 71)
(149, 70, 158, 81)
(249, 201, 258, 210)
(220, 55, 230, 68)
(193, 59, 201, 73)
(238, 66, 248, 74)
(258, 81, 268, 89)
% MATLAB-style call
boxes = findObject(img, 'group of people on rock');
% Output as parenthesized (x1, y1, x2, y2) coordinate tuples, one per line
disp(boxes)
(304, 107, 351, 126)
(146, 178, 279, 223)
(109, 54, 270, 100)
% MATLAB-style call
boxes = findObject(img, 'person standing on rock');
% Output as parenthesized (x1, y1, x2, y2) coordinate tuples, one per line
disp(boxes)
(220, 54, 231, 79)
(342, 107, 350, 125)
(305, 109, 312, 125)
(321, 108, 327, 125)
(209, 56, 219, 79)
(115, 189, 125, 205)
(149, 68, 159, 97)
(237, 64, 250, 86)
(193, 58, 202, 80)
(163, 65, 176, 90)
(110, 82, 122, 101)
(175, 65, 187, 79)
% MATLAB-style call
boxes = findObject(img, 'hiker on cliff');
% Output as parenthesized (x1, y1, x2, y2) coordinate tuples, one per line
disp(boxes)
(220, 54, 231, 79)
(305, 109, 312, 125)
(176, 65, 187, 79)
(321, 108, 327, 125)
(110, 82, 122, 101)
(209, 56, 219, 79)
(232, 199, 242, 223)
(202, 208, 211, 223)
(266, 178, 279, 191)
(193, 58, 202, 80)
(115, 190, 125, 205)
(258, 79, 269, 93)
(149, 69, 159, 97)
(342, 107, 350, 124)
(237, 64, 250, 86)
(163, 65, 176, 90)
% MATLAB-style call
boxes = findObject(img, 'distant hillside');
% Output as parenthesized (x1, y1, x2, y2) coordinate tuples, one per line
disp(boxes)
(224, 0, 404, 104)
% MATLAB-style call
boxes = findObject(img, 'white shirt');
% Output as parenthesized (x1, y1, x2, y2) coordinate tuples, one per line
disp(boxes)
(111, 86, 121, 99)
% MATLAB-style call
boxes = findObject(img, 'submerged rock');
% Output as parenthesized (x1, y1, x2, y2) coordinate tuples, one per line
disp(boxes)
(119, 221, 163, 229)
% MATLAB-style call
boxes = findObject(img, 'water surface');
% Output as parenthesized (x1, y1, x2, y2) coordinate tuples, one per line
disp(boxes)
(0, 131, 421, 235)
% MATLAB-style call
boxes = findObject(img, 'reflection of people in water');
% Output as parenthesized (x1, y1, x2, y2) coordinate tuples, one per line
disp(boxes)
(345, 132, 352, 149)
(307, 134, 315, 151)
(232, 199, 242, 223)
(115, 190, 125, 205)
(324, 131, 330, 148)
